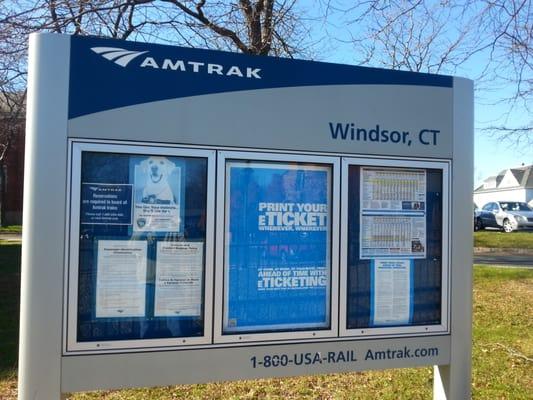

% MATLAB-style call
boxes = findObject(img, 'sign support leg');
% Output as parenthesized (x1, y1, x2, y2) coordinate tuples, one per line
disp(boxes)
(433, 76, 475, 400)
(17, 33, 70, 400)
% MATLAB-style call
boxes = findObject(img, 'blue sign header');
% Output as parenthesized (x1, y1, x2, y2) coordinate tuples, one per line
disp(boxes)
(69, 36, 453, 119)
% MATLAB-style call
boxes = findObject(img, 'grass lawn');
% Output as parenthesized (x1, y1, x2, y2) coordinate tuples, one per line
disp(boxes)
(0, 226, 22, 234)
(474, 231, 533, 249)
(1, 243, 531, 399)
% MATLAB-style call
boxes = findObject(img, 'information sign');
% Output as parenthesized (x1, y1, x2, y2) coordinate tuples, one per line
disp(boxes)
(81, 183, 133, 225)
(370, 259, 414, 326)
(95, 240, 148, 318)
(154, 242, 203, 317)
(19, 33, 473, 400)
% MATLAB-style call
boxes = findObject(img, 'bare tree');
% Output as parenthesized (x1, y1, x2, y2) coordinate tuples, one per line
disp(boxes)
(0, 0, 315, 114)
(341, 0, 532, 145)
(475, 0, 532, 144)
(0, 0, 314, 109)
(0, 0, 316, 225)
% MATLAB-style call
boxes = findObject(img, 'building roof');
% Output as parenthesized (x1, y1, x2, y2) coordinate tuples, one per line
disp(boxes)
(475, 164, 533, 192)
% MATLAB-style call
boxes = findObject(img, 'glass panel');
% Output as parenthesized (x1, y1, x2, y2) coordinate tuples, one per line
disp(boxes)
(346, 166, 443, 329)
(223, 160, 332, 334)
(76, 151, 208, 342)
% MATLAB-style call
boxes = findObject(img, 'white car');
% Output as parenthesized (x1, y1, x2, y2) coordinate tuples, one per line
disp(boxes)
(476, 201, 533, 232)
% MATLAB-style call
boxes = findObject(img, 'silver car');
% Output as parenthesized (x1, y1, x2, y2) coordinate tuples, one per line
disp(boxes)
(476, 201, 533, 232)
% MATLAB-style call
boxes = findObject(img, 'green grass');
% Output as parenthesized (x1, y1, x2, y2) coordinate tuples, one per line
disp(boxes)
(474, 231, 533, 249)
(1, 242, 531, 399)
(0, 243, 21, 382)
(472, 267, 532, 398)
(0, 226, 22, 233)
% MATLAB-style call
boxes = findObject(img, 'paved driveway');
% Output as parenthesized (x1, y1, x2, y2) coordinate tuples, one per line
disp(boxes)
(0, 233, 21, 242)
(474, 251, 533, 268)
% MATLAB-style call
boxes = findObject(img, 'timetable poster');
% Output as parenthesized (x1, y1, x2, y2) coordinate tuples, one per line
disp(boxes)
(224, 161, 331, 333)
(360, 168, 427, 259)
(371, 259, 413, 326)
(95, 240, 148, 318)
(361, 168, 426, 212)
(132, 156, 181, 232)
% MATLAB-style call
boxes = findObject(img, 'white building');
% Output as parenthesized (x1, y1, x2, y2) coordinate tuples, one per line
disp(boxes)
(474, 164, 533, 208)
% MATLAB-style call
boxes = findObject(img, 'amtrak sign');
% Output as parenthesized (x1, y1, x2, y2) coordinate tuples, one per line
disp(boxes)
(19, 33, 473, 400)
(91, 47, 148, 67)
(139, 56, 262, 79)
(92, 46, 263, 78)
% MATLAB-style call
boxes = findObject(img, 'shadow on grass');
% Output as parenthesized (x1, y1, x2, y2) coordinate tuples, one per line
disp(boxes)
(0, 243, 21, 379)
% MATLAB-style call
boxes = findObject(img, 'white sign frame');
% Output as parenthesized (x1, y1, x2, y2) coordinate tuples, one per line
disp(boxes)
(214, 151, 340, 344)
(339, 157, 450, 338)
(65, 141, 216, 352)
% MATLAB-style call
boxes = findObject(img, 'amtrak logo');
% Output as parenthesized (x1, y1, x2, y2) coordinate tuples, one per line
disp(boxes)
(91, 46, 262, 79)
(91, 47, 148, 67)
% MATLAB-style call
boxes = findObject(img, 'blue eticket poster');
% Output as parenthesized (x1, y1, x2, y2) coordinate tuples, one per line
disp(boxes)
(224, 161, 331, 333)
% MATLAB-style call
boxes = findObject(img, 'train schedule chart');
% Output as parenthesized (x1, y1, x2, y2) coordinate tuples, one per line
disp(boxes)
(360, 168, 427, 259)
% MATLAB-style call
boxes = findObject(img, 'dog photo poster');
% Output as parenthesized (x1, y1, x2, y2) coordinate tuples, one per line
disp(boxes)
(132, 156, 181, 232)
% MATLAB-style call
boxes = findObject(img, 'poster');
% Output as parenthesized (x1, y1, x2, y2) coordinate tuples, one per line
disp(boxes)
(224, 161, 331, 333)
(361, 215, 426, 257)
(360, 168, 427, 259)
(132, 156, 181, 232)
(361, 168, 426, 211)
(80, 183, 132, 225)
(154, 242, 204, 317)
(95, 240, 148, 318)
(371, 259, 413, 326)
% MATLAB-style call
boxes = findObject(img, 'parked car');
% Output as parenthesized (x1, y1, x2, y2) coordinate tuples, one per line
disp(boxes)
(474, 204, 482, 231)
(475, 201, 533, 232)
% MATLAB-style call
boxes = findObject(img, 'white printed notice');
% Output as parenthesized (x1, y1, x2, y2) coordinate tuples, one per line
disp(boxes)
(154, 242, 203, 317)
(371, 259, 412, 326)
(360, 167, 427, 259)
(96, 240, 148, 318)
(132, 156, 181, 232)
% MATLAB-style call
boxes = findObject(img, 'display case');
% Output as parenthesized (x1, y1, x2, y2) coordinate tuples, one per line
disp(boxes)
(214, 151, 340, 343)
(340, 157, 449, 337)
(65, 142, 215, 351)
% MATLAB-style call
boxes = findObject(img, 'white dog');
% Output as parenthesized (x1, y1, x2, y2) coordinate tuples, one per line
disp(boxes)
(139, 156, 177, 204)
